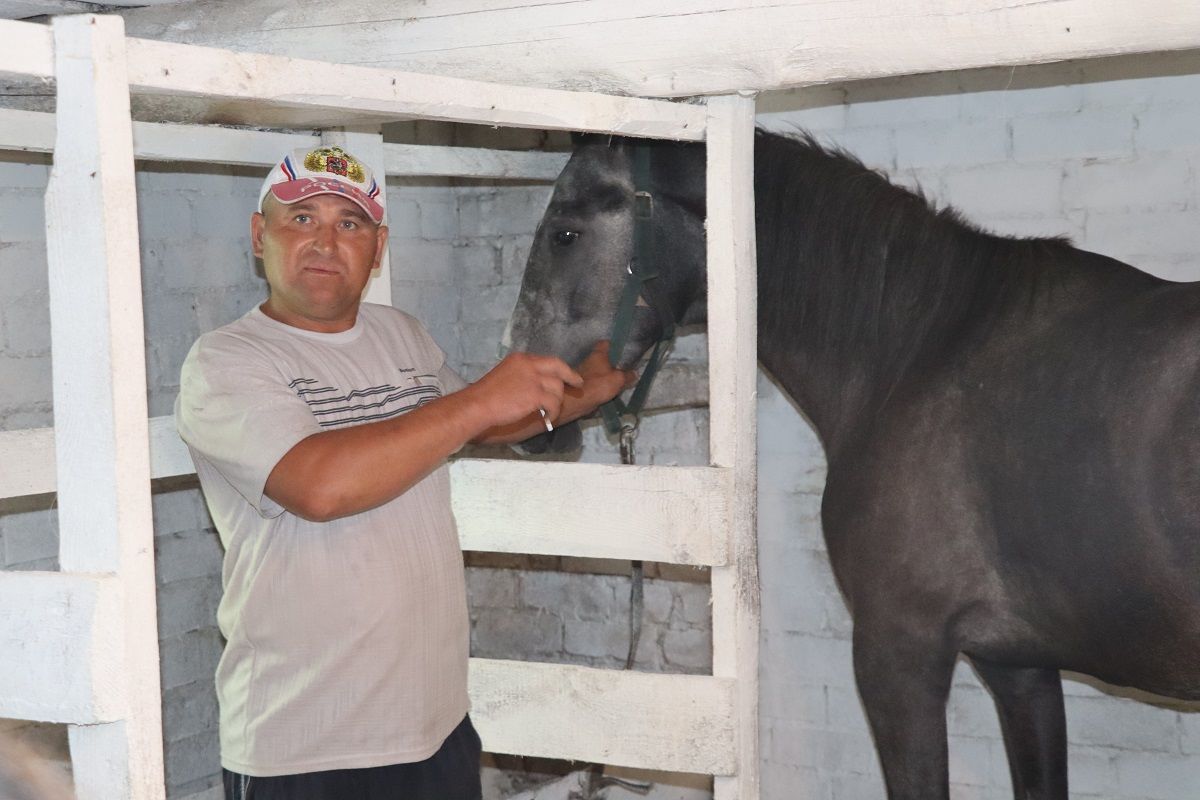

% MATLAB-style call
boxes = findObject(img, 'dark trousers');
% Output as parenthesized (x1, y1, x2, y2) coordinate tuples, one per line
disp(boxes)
(222, 715, 482, 800)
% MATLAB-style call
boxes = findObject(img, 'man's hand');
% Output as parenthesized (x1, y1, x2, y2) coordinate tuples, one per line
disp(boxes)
(559, 341, 638, 425)
(459, 351, 584, 430)
(472, 341, 636, 444)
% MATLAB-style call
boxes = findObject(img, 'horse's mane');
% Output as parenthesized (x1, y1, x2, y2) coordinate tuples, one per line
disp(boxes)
(753, 128, 1077, 392)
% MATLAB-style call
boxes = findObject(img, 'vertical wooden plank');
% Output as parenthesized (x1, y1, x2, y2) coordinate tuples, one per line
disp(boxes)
(321, 127, 392, 306)
(705, 94, 760, 799)
(47, 14, 165, 800)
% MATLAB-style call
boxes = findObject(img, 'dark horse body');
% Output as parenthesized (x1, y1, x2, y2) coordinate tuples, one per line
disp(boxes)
(507, 130, 1200, 799)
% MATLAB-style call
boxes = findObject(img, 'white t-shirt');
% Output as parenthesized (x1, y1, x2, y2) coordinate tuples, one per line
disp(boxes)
(175, 302, 470, 777)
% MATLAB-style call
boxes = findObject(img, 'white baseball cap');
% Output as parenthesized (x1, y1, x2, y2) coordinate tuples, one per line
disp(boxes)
(258, 145, 385, 224)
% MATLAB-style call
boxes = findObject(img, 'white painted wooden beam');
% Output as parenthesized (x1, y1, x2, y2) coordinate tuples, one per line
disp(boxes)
(119, 36, 705, 138)
(451, 459, 730, 566)
(0, 572, 125, 724)
(46, 14, 164, 798)
(121, 0, 1200, 99)
(469, 658, 737, 774)
(0, 107, 571, 177)
(2, 420, 732, 566)
(383, 143, 568, 180)
(704, 94, 760, 800)
(0, 18, 52, 79)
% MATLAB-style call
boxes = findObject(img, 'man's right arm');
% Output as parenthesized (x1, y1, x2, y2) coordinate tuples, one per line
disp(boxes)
(263, 352, 583, 522)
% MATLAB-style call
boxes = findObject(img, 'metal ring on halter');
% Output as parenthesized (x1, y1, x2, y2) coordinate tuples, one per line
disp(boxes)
(538, 407, 554, 433)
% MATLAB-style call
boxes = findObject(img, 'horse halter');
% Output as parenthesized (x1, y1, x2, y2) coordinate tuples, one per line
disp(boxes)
(599, 143, 677, 437)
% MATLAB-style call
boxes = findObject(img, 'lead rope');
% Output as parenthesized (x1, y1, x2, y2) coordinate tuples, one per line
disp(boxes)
(620, 424, 643, 671)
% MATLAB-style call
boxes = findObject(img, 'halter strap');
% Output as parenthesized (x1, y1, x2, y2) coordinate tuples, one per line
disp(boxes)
(600, 144, 676, 435)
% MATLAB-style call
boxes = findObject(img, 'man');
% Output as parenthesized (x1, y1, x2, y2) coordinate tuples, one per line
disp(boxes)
(175, 145, 633, 800)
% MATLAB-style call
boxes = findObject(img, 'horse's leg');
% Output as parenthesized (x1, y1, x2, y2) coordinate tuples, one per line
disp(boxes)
(852, 624, 956, 800)
(970, 658, 1068, 800)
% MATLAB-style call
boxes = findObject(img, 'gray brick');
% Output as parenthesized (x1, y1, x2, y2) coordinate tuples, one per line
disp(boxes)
(946, 686, 1002, 740)
(844, 93, 962, 128)
(674, 584, 711, 627)
(563, 617, 632, 661)
(456, 241, 502, 288)
(391, 240, 455, 282)
(1012, 110, 1135, 162)
(0, 156, 50, 189)
(458, 188, 547, 238)
(894, 120, 1010, 170)
(761, 671, 826, 727)
(1115, 751, 1200, 800)
(640, 580, 672, 624)
(1062, 156, 1192, 213)
(416, 194, 459, 240)
(660, 626, 710, 671)
(500, 235, 536, 283)
(761, 762, 828, 800)
(471, 607, 562, 659)
(152, 486, 212, 538)
(156, 529, 224, 585)
(1083, 209, 1200, 260)
(0, 190, 46, 242)
(768, 632, 855, 690)
(159, 238, 257, 291)
(1183, 711, 1200, 755)
(521, 572, 614, 621)
(1067, 747, 1119, 797)
(0, 503, 56, 567)
(960, 84, 1084, 121)
(0, 353, 50, 412)
(156, 574, 223, 638)
(162, 679, 219, 743)
(136, 191, 196, 241)
(941, 164, 1063, 220)
(946, 735, 993, 788)
(0, 292, 50, 355)
(382, 196, 422, 239)
(164, 728, 221, 793)
(1136, 107, 1200, 153)
(159, 628, 224, 691)
(466, 566, 519, 609)
(391, 279, 462, 327)
(1068, 696, 1180, 752)
(0, 241, 49, 297)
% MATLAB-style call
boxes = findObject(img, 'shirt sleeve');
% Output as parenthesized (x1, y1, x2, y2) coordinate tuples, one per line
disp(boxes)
(176, 333, 321, 518)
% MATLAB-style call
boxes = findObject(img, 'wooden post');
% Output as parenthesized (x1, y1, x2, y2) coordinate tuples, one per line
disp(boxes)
(321, 127, 392, 306)
(705, 93, 760, 800)
(46, 14, 165, 799)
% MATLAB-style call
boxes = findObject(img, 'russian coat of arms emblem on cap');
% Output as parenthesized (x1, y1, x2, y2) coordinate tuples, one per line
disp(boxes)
(303, 146, 366, 183)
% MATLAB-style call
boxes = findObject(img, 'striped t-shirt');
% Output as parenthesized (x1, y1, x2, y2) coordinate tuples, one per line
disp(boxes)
(175, 302, 470, 776)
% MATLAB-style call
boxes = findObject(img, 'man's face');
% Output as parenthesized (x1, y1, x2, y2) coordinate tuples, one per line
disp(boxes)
(252, 193, 389, 332)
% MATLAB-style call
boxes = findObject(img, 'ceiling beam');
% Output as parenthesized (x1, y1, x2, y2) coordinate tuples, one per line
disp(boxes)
(121, 0, 1200, 98)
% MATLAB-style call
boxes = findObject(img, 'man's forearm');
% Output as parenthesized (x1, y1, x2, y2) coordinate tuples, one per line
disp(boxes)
(263, 388, 497, 522)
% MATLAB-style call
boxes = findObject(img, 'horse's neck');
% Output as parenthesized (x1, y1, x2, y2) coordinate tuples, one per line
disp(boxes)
(747, 136, 981, 451)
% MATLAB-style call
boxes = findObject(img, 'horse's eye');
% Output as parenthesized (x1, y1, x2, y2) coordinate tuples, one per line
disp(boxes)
(553, 230, 580, 247)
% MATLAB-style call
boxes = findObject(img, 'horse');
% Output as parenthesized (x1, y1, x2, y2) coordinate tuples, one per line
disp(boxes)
(505, 129, 1200, 799)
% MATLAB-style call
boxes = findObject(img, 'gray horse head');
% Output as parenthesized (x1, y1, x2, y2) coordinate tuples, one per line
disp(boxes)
(507, 135, 708, 453)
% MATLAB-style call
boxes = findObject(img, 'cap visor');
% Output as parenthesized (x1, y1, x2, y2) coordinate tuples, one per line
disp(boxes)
(269, 177, 385, 223)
